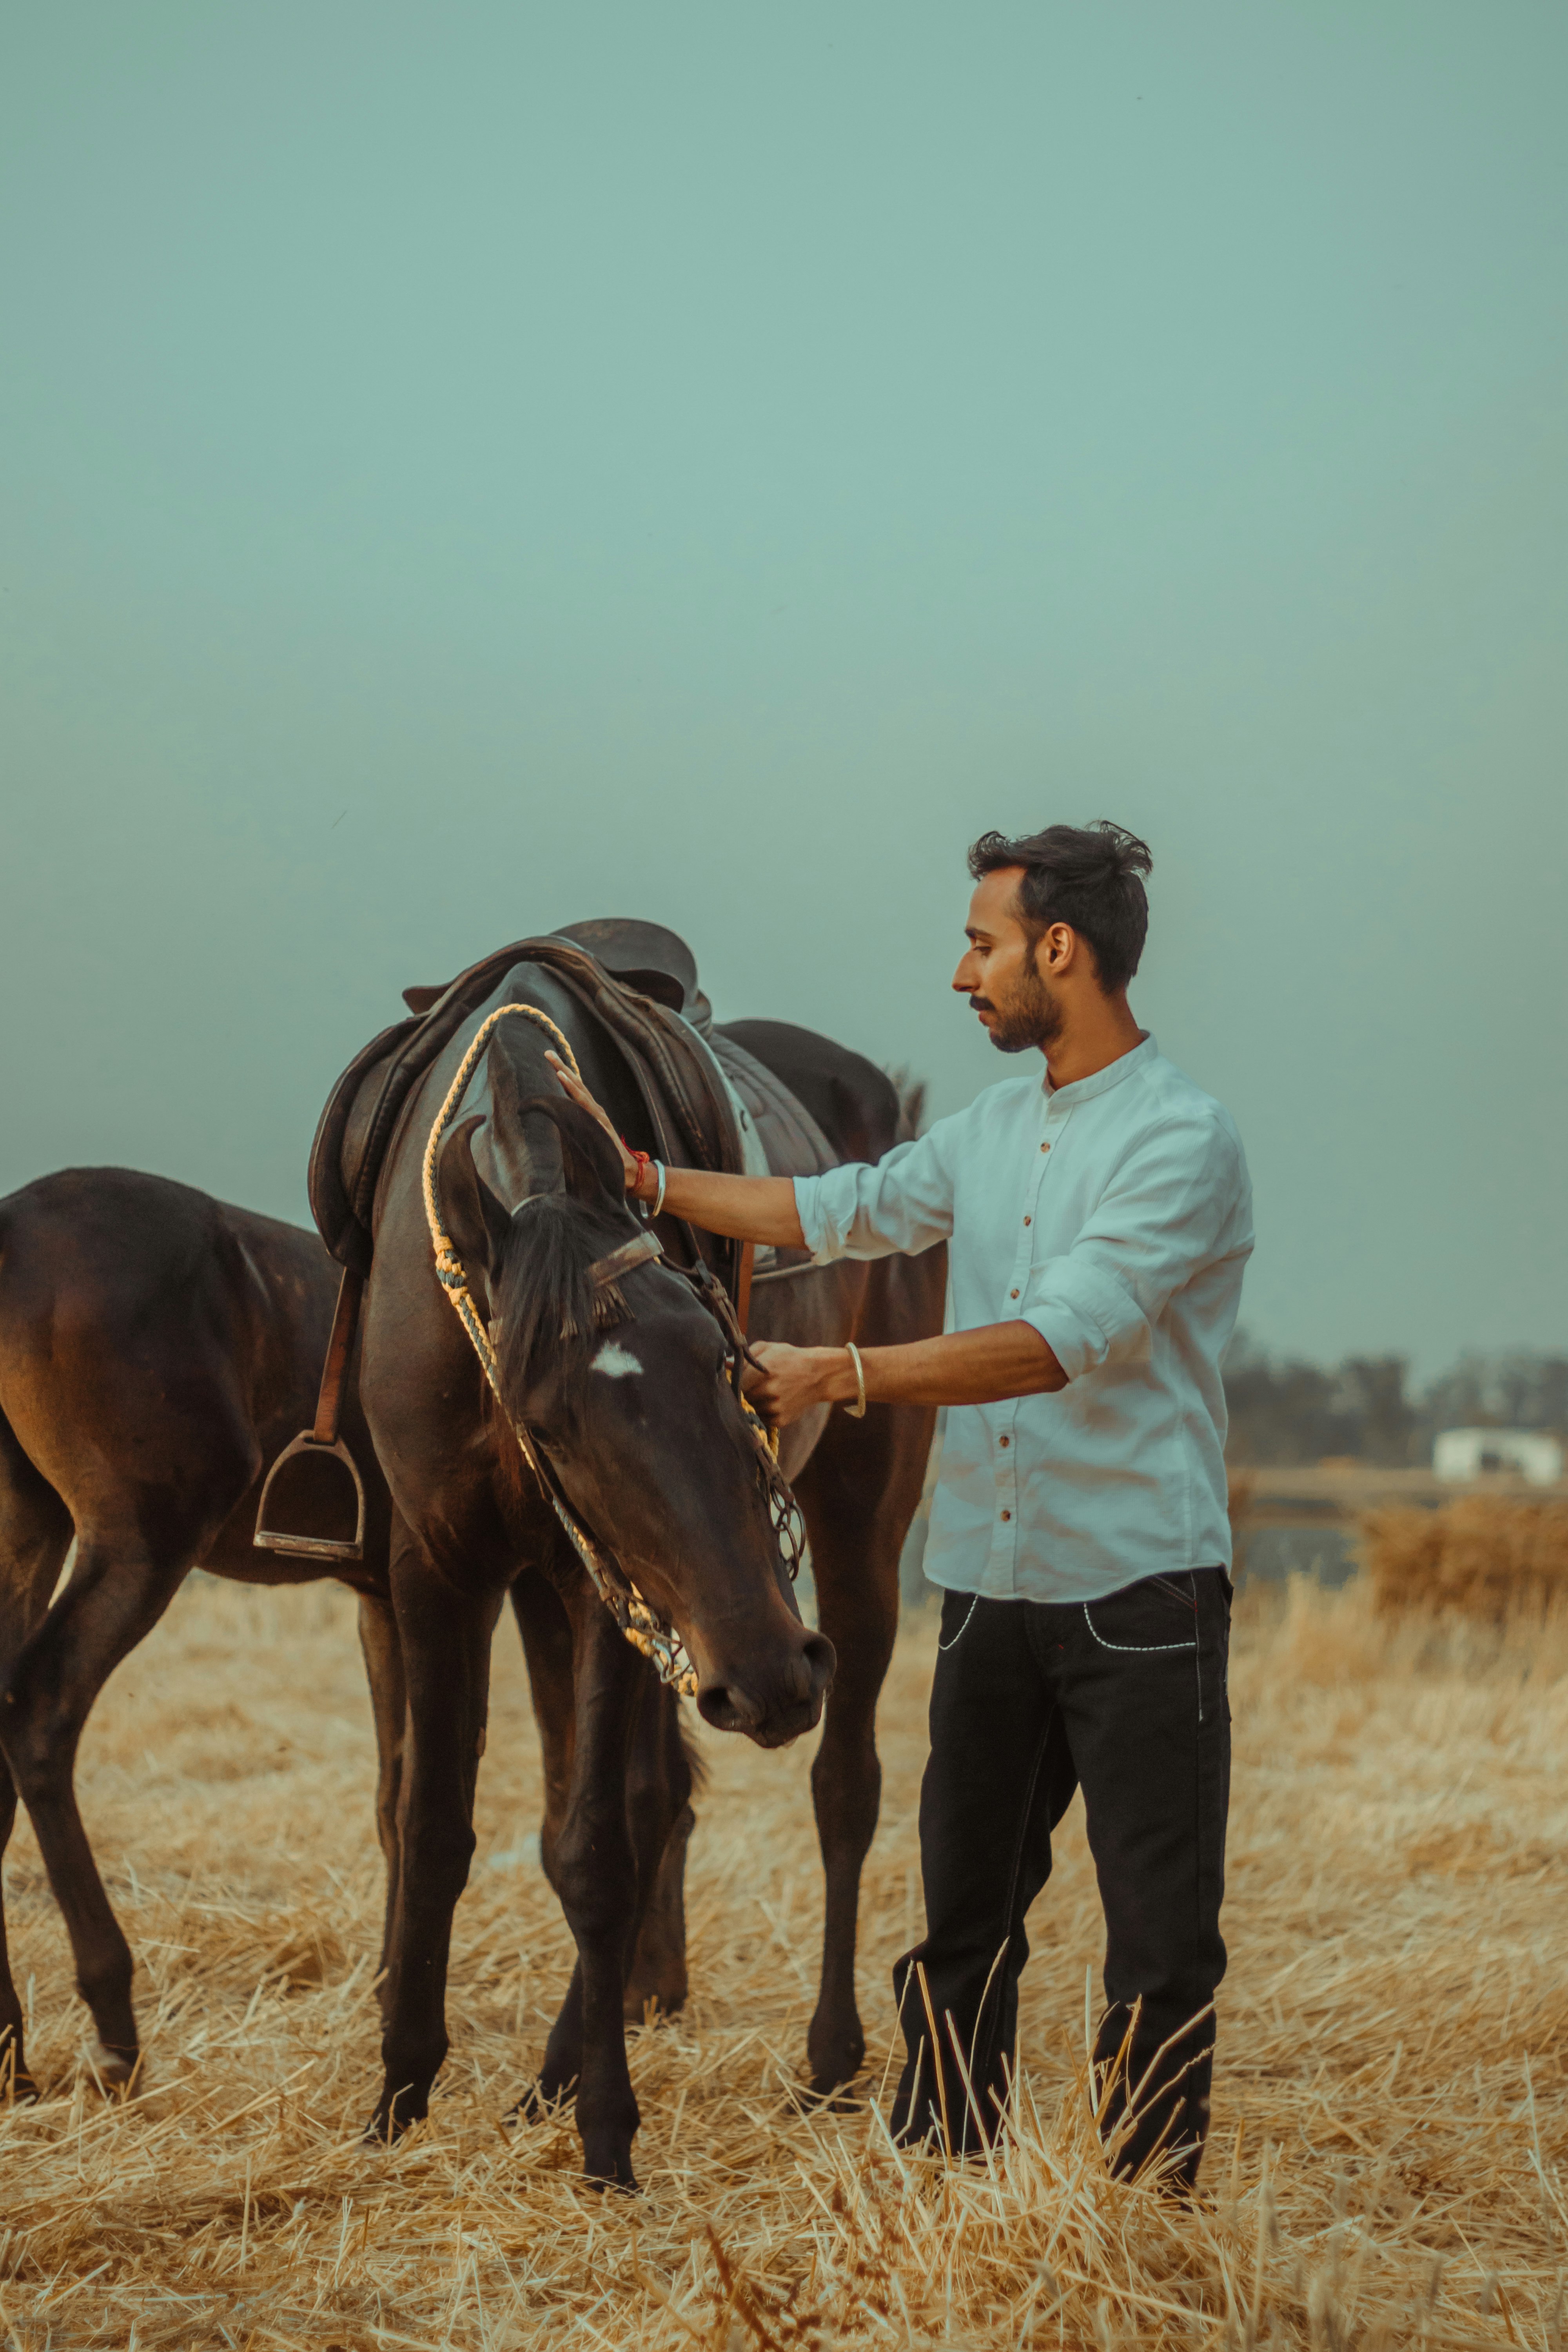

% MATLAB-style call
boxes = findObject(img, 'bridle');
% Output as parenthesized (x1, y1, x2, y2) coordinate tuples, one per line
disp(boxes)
(421, 1003, 806, 1697)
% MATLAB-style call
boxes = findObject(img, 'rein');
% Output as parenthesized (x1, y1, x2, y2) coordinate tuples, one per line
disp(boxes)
(421, 1003, 804, 1698)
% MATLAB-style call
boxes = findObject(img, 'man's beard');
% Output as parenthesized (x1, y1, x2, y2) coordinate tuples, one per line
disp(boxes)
(971, 962, 1064, 1055)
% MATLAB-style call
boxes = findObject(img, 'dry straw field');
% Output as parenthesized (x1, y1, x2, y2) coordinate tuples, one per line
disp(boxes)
(4, 1506, 1568, 2348)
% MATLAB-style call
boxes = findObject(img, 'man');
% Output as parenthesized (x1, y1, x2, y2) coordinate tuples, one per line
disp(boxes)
(550, 820, 1252, 2188)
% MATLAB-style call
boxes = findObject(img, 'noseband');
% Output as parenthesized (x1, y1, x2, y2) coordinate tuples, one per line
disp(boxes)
(421, 1002, 805, 1697)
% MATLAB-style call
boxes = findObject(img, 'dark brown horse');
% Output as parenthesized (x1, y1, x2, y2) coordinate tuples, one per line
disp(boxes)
(361, 1000, 839, 2179)
(0, 1168, 397, 2095)
(353, 956, 942, 2181)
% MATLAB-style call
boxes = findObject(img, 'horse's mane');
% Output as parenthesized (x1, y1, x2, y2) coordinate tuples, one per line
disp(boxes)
(491, 1190, 633, 1406)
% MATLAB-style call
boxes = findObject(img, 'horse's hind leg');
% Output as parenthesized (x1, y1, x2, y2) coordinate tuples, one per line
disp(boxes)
(0, 1415, 74, 2095)
(0, 1536, 189, 2084)
(356, 1588, 407, 1993)
(510, 1565, 577, 1899)
(794, 1399, 934, 2100)
(512, 1570, 690, 2069)
(622, 1688, 695, 2025)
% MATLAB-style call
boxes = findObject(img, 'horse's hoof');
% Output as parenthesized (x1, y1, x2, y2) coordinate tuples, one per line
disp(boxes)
(792, 2072, 866, 2115)
(91, 2043, 141, 2094)
(362, 2105, 420, 2149)
(622, 1982, 688, 2027)
(508, 2078, 570, 2127)
(803, 2031, 866, 2105)
(583, 2156, 639, 2194)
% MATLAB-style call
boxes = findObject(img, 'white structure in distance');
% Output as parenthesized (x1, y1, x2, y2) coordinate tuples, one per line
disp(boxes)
(1434, 1428, 1564, 1486)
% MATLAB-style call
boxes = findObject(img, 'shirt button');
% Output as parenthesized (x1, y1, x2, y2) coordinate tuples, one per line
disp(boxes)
(1009, 1288, 1020, 1299)
(1040, 1142, 1050, 1153)
(999, 1435, 1010, 1448)
(1000, 1509, 1011, 1522)
(1023, 1215, 1031, 1226)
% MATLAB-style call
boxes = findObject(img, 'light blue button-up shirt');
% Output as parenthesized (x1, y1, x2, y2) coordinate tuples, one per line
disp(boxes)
(792, 1035, 1253, 1602)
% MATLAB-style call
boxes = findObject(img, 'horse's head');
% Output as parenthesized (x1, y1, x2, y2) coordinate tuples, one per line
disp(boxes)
(437, 1093, 834, 1748)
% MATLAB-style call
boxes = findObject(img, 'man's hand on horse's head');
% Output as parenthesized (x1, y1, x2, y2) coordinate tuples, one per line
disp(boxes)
(545, 1052, 641, 1192)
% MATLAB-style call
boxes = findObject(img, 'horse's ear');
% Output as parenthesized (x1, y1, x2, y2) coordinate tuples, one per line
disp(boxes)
(436, 1115, 513, 1279)
(558, 1097, 628, 1206)
(517, 1094, 626, 1209)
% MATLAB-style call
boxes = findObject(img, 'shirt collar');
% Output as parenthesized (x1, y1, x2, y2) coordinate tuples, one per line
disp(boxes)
(1044, 1031, 1156, 1112)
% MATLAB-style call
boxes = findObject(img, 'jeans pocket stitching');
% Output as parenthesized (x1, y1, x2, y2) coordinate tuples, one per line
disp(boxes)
(1080, 1602, 1197, 1655)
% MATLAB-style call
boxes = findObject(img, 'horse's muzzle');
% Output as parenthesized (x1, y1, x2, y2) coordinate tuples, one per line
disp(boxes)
(697, 1631, 835, 1747)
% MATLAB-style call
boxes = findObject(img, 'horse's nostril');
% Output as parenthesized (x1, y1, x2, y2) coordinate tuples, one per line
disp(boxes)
(699, 1634, 835, 1739)
(697, 1683, 760, 1733)
(802, 1633, 837, 1695)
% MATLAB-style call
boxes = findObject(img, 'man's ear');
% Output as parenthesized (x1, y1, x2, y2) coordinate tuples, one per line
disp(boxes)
(1038, 921, 1076, 976)
(435, 1115, 513, 1315)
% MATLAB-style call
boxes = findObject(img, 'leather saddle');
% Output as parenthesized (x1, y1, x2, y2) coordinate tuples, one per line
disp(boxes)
(308, 920, 829, 1283)
(401, 918, 715, 1033)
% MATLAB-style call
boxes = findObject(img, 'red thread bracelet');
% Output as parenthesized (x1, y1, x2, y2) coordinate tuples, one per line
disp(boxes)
(628, 1148, 652, 1199)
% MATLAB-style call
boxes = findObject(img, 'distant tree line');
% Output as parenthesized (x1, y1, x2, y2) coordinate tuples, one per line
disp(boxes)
(1221, 1337, 1568, 1467)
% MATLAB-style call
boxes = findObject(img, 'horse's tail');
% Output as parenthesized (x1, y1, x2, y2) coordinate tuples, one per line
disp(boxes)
(886, 1066, 929, 1144)
(0, 1195, 16, 1419)
(0, 1208, 75, 1645)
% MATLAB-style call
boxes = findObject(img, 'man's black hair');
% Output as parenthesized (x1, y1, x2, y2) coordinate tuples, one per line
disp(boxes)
(967, 820, 1153, 995)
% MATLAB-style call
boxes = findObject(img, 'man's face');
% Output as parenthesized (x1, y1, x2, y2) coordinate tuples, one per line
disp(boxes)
(952, 868, 1065, 1055)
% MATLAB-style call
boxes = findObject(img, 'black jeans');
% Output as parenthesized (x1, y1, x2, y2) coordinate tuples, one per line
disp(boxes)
(890, 1570, 1231, 2187)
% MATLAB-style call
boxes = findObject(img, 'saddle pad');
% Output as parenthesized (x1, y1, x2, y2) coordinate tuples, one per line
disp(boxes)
(706, 1028, 839, 1278)
(706, 1030, 838, 1182)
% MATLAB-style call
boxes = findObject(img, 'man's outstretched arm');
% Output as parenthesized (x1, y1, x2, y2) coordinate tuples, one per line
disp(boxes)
(548, 1051, 806, 1245)
(546, 1052, 1065, 1421)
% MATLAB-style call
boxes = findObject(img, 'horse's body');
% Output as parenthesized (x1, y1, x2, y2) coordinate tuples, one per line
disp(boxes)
(0, 1169, 397, 2092)
(357, 960, 942, 2178)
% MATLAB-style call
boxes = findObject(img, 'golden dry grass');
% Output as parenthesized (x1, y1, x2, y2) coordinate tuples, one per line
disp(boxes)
(4, 1572, 1568, 2347)
(1364, 1497, 1568, 1618)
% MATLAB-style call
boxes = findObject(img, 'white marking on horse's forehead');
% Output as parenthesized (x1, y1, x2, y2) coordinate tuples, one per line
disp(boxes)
(591, 1340, 642, 1379)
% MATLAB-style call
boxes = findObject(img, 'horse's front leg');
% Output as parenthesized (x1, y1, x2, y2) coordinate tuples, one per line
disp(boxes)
(530, 1598, 650, 2187)
(370, 1527, 502, 2140)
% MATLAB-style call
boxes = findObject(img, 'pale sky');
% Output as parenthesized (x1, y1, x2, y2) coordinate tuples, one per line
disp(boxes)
(2, 4, 1564, 1371)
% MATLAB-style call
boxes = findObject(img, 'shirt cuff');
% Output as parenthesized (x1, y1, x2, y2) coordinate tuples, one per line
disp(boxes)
(1019, 1260, 1142, 1382)
(792, 1174, 837, 1264)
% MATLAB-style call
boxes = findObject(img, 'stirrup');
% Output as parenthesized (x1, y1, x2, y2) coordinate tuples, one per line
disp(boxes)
(254, 1431, 367, 1563)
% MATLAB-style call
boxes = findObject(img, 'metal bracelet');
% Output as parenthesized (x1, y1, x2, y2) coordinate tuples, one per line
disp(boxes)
(844, 1339, 867, 1418)
(653, 1160, 668, 1216)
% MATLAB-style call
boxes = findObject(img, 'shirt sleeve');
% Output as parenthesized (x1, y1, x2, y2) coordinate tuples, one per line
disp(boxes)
(793, 1121, 957, 1263)
(1019, 1113, 1249, 1381)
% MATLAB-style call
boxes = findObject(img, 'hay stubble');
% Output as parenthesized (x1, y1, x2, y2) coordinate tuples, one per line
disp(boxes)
(2, 1571, 1566, 2347)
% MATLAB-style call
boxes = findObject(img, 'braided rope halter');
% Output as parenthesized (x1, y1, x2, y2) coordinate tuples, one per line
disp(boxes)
(421, 1003, 804, 1697)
